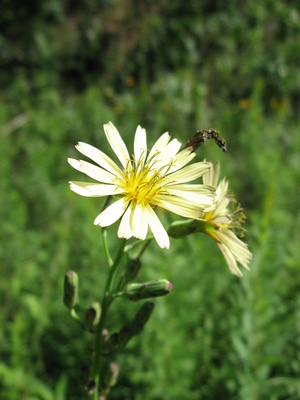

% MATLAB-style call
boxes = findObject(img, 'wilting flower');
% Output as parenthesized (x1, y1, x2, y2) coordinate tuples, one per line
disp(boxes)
(68, 122, 215, 249)
(202, 161, 252, 277)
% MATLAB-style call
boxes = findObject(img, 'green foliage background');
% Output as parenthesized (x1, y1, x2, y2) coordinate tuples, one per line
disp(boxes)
(1, 1, 300, 399)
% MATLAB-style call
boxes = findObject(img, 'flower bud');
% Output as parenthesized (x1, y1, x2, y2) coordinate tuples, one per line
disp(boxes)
(84, 302, 101, 331)
(118, 326, 132, 348)
(103, 303, 155, 354)
(131, 301, 155, 336)
(123, 258, 142, 283)
(63, 270, 79, 309)
(105, 326, 134, 353)
(124, 280, 172, 302)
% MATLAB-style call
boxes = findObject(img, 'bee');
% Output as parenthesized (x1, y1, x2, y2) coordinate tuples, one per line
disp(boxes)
(184, 129, 227, 153)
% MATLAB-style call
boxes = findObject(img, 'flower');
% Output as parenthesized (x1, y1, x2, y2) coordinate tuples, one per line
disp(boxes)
(202, 161, 252, 277)
(68, 122, 215, 249)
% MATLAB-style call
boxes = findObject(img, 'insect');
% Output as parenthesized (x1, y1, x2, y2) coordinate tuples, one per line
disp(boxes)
(184, 129, 227, 153)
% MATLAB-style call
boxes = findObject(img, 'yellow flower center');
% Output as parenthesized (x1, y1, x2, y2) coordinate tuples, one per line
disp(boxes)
(122, 151, 172, 205)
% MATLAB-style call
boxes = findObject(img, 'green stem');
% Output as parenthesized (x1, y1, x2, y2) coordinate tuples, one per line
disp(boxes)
(137, 238, 152, 259)
(100, 197, 113, 267)
(89, 237, 127, 399)
(124, 235, 154, 253)
(101, 228, 113, 267)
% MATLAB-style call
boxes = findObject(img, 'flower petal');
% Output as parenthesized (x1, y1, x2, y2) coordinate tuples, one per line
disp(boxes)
(213, 215, 231, 224)
(69, 181, 95, 197)
(75, 142, 124, 178)
(147, 132, 170, 162)
(168, 148, 196, 174)
(104, 122, 130, 170)
(69, 181, 124, 197)
(118, 206, 133, 239)
(210, 196, 230, 218)
(166, 183, 215, 204)
(164, 162, 211, 184)
(134, 126, 147, 168)
(155, 138, 182, 171)
(203, 161, 221, 187)
(94, 198, 127, 226)
(131, 203, 148, 239)
(144, 205, 169, 249)
(167, 183, 215, 193)
(167, 188, 214, 205)
(218, 243, 243, 277)
(68, 158, 117, 184)
(154, 195, 204, 219)
(213, 161, 221, 187)
(217, 230, 252, 267)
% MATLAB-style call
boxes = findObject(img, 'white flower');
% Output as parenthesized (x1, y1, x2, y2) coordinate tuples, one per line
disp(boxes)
(68, 122, 215, 249)
(202, 161, 252, 277)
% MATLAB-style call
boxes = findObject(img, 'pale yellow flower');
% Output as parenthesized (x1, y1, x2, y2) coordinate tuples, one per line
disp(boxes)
(202, 161, 252, 277)
(68, 122, 215, 249)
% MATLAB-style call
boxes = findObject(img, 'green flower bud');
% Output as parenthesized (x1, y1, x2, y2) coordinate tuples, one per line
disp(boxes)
(124, 280, 172, 302)
(63, 270, 79, 309)
(105, 326, 133, 353)
(118, 326, 132, 348)
(123, 258, 142, 283)
(131, 301, 155, 336)
(84, 302, 101, 331)
(103, 303, 155, 355)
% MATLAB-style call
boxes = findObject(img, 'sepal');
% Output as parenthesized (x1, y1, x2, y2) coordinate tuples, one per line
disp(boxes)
(84, 302, 101, 331)
(63, 270, 79, 309)
(168, 219, 217, 238)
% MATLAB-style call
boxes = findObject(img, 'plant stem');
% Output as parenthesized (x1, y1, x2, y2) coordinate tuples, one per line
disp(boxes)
(101, 228, 113, 267)
(88, 237, 127, 399)
(137, 238, 152, 259)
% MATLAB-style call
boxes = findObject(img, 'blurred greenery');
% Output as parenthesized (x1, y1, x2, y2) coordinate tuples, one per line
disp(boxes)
(1, 1, 300, 399)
